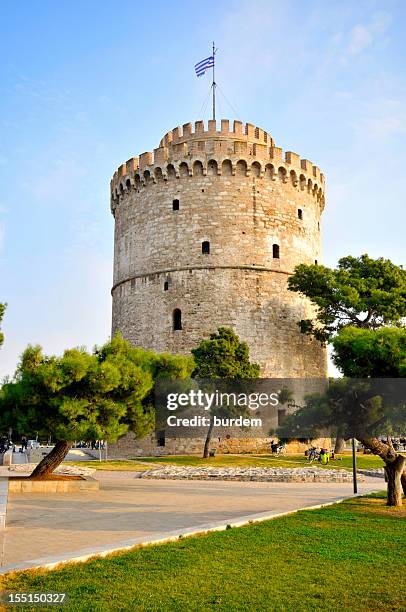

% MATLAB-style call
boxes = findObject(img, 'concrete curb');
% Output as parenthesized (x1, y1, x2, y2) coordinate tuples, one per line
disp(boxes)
(0, 478, 8, 529)
(0, 487, 381, 575)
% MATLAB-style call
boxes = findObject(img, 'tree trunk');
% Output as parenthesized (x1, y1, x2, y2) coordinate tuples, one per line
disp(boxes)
(334, 436, 346, 453)
(357, 436, 405, 507)
(29, 440, 72, 479)
(203, 418, 214, 459)
(385, 455, 406, 507)
(401, 469, 406, 497)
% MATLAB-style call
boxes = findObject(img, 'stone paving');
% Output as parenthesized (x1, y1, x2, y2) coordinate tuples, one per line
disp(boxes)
(0, 479, 7, 529)
(0, 471, 383, 573)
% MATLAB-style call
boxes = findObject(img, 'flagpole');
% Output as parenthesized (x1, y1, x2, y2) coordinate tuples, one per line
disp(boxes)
(212, 41, 216, 121)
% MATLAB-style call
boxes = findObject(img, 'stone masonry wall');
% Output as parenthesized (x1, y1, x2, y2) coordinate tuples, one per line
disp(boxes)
(108, 119, 328, 456)
(110, 119, 327, 377)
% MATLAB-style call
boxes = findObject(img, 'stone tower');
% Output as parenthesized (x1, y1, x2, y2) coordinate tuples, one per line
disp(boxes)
(110, 119, 327, 377)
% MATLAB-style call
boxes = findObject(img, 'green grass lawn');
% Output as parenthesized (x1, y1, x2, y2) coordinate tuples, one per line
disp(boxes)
(70, 452, 389, 472)
(136, 452, 389, 470)
(66, 459, 150, 471)
(2, 493, 405, 612)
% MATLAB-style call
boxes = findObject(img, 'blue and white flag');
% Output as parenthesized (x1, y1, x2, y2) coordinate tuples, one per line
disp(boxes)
(195, 55, 214, 77)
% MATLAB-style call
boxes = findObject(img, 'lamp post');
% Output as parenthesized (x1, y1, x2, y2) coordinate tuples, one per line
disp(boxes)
(352, 438, 358, 494)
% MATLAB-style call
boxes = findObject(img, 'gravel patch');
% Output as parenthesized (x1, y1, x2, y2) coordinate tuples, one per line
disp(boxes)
(9, 464, 96, 477)
(358, 468, 385, 479)
(139, 466, 363, 483)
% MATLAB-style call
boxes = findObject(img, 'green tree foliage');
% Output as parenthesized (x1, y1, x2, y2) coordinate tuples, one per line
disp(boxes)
(0, 303, 6, 348)
(287, 253, 406, 505)
(277, 387, 294, 407)
(277, 377, 406, 505)
(278, 330, 406, 507)
(192, 327, 260, 379)
(332, 326, 406, 377)
(0, 334, 194, 477)
(288, 254, 406, 342)
(191, 328, 260, 457)
(278, 379, 404, 442)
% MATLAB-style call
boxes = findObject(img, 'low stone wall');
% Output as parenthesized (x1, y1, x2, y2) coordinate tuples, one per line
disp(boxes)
(8, 477, 99, 493)
(26, 448, 45, 463)
(82, 449, 107, 460)
(139, 466, 363, 483)
(107, 432, 332, 459)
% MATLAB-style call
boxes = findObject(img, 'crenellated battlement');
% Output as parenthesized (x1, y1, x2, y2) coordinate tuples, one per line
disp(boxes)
(158, 119, 274, 147)
(110, 119, 325, 214)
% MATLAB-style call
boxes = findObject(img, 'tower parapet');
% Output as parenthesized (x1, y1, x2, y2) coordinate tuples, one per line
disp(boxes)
(110, 119, 325, 216)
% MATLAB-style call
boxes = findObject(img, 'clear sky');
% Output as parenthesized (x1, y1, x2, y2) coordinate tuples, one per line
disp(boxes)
(0, 0, 405, 378)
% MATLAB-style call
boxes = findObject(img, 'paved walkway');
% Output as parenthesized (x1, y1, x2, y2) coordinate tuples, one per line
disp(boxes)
(0, 472, 384, 573)
(12, 451, 27, 464)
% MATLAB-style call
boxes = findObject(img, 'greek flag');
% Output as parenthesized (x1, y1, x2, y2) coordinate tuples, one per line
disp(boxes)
(195, 55, 214, 77)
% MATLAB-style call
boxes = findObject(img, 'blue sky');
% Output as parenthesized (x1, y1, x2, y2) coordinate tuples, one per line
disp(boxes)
(0, 0, 405, 377)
